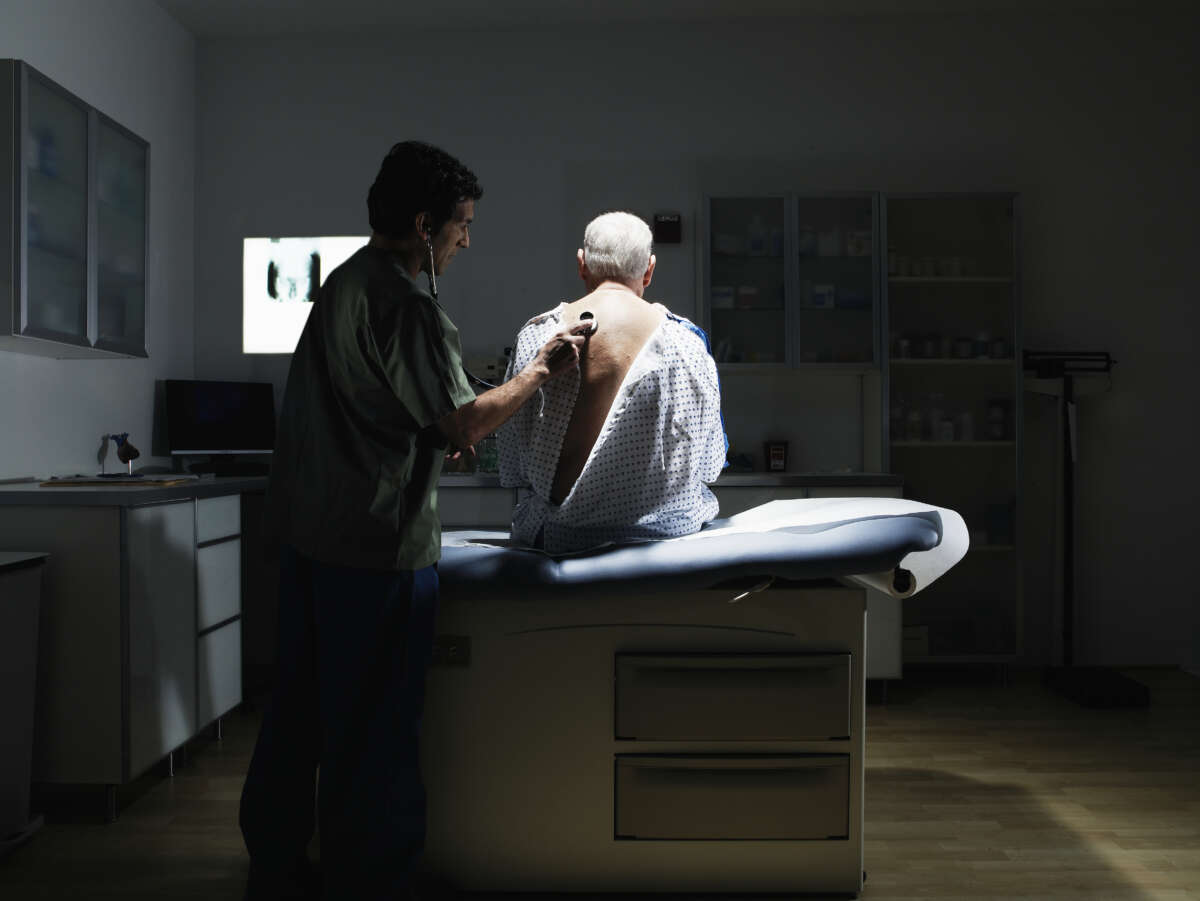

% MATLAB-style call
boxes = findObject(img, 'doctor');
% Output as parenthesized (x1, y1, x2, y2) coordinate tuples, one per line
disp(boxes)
(241, 141, 586, 901)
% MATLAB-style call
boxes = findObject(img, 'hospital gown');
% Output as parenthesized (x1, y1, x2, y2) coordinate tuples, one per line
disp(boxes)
(499, 303, 726, 554)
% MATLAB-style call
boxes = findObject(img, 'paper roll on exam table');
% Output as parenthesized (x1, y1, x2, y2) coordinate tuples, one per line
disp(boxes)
(421, 498, 967, 898)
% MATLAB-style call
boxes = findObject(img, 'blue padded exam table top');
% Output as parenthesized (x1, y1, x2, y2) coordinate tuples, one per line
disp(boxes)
(440, 498, 968, 600)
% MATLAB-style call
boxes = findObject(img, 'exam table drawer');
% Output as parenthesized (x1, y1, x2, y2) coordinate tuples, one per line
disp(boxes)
(615, 653, 850, 740)
(615, 754, 849, 840)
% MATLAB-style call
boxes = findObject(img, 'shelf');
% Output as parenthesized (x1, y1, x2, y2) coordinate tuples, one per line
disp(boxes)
(28, 242, 85, 264)
(719, 363, 878, 374)
(891, 441, 1015, 448)
(892, 357, 1015, 365)
(98, 264, 145, 284)
(711, 253, 785, 260)
(711, 306, 786, 313)
(98, 197, 146, 226)
(27, 166, 86, 196)
(797, 305, 872, 313)
(798, 255, 873, 263)
(903, 654, 1019, 664)
(889, 277, 1012, 285)
(715, 362, 788, 371)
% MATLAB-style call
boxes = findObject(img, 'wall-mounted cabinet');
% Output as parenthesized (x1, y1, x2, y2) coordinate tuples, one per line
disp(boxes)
(0, 60, 148, 359)
(703, 194, 879, 369)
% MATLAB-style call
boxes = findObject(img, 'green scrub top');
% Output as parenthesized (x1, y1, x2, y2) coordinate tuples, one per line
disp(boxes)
(263, 244, 477, 571)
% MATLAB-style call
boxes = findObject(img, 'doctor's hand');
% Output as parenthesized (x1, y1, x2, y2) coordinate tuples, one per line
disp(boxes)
(445, 444, 476, 462)
(533, 327, 588, 379)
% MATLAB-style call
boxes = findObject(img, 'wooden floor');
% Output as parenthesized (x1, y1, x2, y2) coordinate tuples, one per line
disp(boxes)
(1, 666, 1197, 900)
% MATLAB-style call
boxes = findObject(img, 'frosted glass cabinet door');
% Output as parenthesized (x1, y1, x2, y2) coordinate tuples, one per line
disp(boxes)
(708, 197, 787, 365)
(95, 116, 147, 354)
(793, 195, 877, 365)
(22, 70, 88, 345)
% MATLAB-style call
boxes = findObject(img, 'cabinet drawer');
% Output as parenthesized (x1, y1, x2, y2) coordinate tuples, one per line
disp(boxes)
(615, 754, 849, 840)
(196, 495, 240, 544)
(615, 653, 850, 740)
(197, 539, 241, 631)
(198, 619, 242, 726)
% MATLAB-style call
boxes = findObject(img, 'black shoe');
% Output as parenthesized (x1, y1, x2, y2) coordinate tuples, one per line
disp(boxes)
(244, 859, 322, 901)
(409, 869, 458, 901)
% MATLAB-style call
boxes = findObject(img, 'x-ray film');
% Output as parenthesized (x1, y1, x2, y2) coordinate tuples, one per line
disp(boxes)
(243, 236, 365, 353)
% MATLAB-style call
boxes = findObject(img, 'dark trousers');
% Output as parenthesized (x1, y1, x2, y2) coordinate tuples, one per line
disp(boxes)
(240, 544, 439, 900)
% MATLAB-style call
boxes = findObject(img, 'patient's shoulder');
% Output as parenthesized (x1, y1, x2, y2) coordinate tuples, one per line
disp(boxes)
(510, 303, 567, 367)
(662, 311, 712, 353)
(521, 303, 566, 329)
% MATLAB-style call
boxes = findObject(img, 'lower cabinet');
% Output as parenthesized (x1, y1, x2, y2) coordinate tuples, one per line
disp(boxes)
(0, 490, 245, 805)
(422, 585, 866, 895)
(127, 501, 197, 778)
(198, 618, 242, 728)
(195, 495, 243, 728)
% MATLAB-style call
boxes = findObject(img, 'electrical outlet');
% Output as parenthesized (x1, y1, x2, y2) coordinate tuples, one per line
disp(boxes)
(431, 635, 471, 667)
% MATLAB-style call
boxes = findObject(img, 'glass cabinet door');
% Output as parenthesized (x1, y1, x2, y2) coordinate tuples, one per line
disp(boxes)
(707, 197, 787, 365)
(95, 116, 147, 354)
(793, 195, 877, 364)
(22, 70, 89, 345)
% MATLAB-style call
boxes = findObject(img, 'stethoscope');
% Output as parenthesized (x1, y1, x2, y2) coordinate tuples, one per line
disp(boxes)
(425, 235, 596, 408)
(423, 235, 495, 389)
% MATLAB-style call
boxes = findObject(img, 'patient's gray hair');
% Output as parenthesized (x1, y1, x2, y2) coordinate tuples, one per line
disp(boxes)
(582, 212, 652, 283)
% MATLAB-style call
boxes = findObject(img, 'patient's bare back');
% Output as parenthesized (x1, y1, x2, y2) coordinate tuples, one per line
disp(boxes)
(550, 289, 665, 504)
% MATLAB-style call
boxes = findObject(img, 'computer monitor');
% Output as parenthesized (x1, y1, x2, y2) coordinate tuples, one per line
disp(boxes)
(165, 379, 276, 456)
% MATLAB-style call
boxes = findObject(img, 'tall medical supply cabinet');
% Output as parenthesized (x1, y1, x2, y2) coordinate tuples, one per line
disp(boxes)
(702, 191, 1021, 662)
(0, 59, 148, 358)
(883, 194, 1022, 661)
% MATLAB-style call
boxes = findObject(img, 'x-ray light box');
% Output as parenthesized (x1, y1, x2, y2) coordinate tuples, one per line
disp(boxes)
(243, 236, 366, 353)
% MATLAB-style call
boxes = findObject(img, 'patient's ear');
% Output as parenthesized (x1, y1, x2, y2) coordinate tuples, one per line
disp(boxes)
(642, 254, 656, 290)
(577, 249, 588, 283)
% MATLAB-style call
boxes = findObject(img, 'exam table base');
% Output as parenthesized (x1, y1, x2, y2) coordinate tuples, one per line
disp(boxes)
(420, 584, 866, 897)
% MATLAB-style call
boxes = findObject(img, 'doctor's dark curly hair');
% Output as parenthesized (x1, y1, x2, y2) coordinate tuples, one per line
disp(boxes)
(367, 140, 483, 239)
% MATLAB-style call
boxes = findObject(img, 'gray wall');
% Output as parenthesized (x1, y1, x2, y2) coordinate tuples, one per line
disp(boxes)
(0, 0, 196, 476)
(193, 11, 1198, 667)
(2, 5, 1193, 667)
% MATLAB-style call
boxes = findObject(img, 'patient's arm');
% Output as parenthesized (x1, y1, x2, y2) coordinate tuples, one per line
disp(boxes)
(550, 294, 664, 504)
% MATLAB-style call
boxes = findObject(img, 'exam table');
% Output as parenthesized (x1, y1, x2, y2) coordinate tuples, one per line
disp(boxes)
(419, 498, 967, 898)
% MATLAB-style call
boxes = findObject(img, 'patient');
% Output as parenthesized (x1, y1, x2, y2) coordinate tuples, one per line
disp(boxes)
(498, 211, 727, 553)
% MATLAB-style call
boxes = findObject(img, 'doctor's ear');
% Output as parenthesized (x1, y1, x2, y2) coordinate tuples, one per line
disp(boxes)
(415, 213, 433, 242)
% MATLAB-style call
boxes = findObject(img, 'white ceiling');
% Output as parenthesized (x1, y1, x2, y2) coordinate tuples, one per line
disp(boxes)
(155, 0, 1152, 39)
